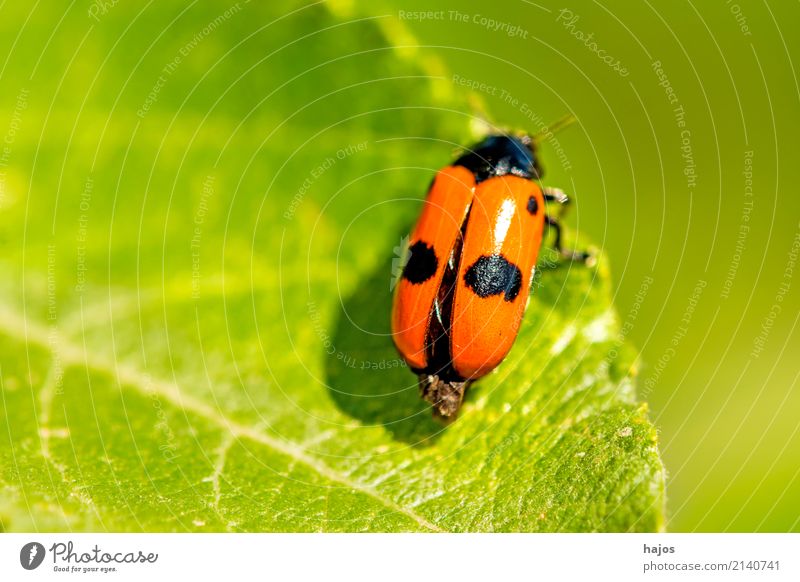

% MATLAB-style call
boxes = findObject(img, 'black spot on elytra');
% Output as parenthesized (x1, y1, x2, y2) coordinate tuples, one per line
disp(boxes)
(526, 195, 539, 215)
(463, 254, 522, 302)
(402, 240, 438, 284)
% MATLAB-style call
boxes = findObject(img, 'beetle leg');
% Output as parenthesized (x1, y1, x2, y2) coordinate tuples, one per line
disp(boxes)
(543, 187, 596, 266)
(545, 214, 596, 266)
(543, 186, 569, 205)
(544, 214, 564, 251)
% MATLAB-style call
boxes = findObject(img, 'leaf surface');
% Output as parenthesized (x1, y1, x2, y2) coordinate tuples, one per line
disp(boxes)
(0, 0, 664, 532)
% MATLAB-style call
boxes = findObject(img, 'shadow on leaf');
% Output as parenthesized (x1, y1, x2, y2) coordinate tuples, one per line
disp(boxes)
(325, 252, 444, 445)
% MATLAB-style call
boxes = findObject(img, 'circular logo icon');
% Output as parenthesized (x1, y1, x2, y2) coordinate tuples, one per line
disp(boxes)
(20, 542, 46, 570)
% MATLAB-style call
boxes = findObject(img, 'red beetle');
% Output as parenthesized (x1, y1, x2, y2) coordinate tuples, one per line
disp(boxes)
(391, 133, 592, 419)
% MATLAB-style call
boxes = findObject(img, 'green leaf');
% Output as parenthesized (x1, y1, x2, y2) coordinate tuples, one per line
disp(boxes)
(0, 1, 664, 532)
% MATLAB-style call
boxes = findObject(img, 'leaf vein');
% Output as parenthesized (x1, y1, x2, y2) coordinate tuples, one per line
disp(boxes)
(0, 306, 443, 532)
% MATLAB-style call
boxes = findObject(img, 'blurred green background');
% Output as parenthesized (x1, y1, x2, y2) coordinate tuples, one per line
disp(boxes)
(388, 0, 800, 531)
(0, 0, 797, 532)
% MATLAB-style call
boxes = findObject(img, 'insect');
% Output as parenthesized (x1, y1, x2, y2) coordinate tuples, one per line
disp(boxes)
(391, 131, 593, 420)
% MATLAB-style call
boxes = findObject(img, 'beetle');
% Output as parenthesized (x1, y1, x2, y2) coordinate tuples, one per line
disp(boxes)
(391, 132, 593, 420)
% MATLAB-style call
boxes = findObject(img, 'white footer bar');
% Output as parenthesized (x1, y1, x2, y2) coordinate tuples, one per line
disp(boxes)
(1, 533, 798, 581)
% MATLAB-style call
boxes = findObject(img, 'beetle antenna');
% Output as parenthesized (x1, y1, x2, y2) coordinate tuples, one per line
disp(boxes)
(533, 113, 578, 142)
